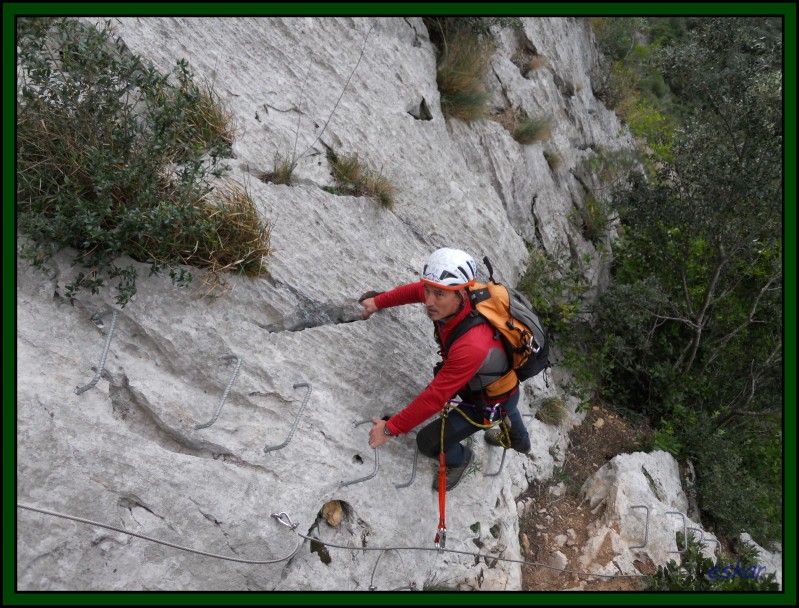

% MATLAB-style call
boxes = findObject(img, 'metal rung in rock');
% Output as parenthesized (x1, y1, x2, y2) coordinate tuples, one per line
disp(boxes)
(340, 419, 380, 487)
(75, 309, 119, 395)
(195, 354, 242, 430)
(263, 382, 312, 452)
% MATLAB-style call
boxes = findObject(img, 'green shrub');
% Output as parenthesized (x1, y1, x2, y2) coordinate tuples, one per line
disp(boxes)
(572, 193, 610, 244)
(649, 421, 683, 456)
(625, 98, 675, 166)
(646, 532, 779, 591)
(516, 246, 588, 332)
(16, 17, 270, 307)
(687, 427, 782, 543)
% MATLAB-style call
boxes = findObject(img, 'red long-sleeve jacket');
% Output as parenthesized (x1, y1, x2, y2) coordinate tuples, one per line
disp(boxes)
(375, 281, 514, 436)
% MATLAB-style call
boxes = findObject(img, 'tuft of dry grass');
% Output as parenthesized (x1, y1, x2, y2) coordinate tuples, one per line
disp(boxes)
(326, 148, 397, 210)
(436, 29, 493, 122)
(528, 55, 549, 71)
(191, 181, 272, 299)
(164, 76, 237, 157)
(544, 149, 563, 172)
(198, 179, 272, 277)
(259, 152, 297, 186)
(188, 79, 237, 150)
(329, 149, 364, 188)
(512, 48, 549, 76)
(362, 173, 397, 210)
(492, 107, 555, 145)
(513, 115, 555, 145)
(537, 396, 570, 426)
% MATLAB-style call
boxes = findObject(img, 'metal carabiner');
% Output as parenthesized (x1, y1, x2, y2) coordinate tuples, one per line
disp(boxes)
(271, 511, 297, 530)
(434, 526, 447, 552)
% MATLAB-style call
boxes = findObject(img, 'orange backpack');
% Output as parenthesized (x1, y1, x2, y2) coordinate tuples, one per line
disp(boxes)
(443, 257, 549, 396)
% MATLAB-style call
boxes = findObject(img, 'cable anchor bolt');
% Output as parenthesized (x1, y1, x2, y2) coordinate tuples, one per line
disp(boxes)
(271, 511, 298, 530)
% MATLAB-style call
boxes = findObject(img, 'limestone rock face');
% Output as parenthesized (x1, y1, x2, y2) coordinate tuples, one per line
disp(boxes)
(16, 17, 634, 591)
(579, 451, 698, 575)
(578, 452, 783, 589)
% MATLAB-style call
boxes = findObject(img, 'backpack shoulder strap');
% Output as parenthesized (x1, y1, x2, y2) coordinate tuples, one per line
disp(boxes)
(441, 311, 487, 357)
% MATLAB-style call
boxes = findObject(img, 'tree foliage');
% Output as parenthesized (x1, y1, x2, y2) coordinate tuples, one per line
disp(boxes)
(588, 17, 783, 544)
(646, 532, 779, 591)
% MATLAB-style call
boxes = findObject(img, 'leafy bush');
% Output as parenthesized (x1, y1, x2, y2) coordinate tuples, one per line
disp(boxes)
(16, 17, 270, 307)
(571, 193, 610, 244)
(686, 425, 782, 543)
(325, 149, 397, 210)
(516, 246, 589, 333)
(626, 106, 674, 170)
(646, 532, 778, 591)
(590, 17, 649, 63)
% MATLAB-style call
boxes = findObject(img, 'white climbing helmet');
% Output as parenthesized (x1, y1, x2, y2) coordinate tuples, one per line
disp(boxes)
(421, 247, 478, 290)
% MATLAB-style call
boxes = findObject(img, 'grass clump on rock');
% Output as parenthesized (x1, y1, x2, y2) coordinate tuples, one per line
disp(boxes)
(325, 148, 397, 210)
(537, 396, 570, 426)
(16, 17, 269, 307)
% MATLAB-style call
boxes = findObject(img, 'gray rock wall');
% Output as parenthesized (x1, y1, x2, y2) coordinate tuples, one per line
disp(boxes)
(16, 16, 634, 591)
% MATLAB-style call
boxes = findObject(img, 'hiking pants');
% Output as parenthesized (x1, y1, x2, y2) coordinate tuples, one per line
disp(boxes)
(416, 390, 529, 467)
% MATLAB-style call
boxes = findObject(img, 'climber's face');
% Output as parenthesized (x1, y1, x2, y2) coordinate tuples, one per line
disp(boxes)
(424, 285, 463, 322)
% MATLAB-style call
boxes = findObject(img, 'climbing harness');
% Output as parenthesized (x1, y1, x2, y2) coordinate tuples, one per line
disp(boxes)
(434, 400, 511, 550)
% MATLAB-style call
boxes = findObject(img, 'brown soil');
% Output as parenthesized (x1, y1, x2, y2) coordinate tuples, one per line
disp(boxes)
(519, 402, 656, 591)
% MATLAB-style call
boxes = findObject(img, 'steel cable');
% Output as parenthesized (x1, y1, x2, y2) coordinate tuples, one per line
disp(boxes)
(18, 503, 646, 581)
(17, 503, 300, 565)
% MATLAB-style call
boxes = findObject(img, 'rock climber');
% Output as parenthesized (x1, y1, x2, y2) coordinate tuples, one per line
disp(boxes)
(359, 247, 531, 491)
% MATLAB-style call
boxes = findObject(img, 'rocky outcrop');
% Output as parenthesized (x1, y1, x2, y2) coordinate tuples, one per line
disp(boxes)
(578, 452, 782, 589)
(16, 16, 635, 591)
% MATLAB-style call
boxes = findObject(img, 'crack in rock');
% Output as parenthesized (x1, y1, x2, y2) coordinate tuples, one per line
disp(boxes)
(106, 372, 275, 476)
(255, 280, 365, 333)
(117, 494, 159, 519)
(255, 302, 363, 333)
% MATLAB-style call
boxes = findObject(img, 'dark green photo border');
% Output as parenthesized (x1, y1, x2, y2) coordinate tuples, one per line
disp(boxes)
(3, 2, 795, 606)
